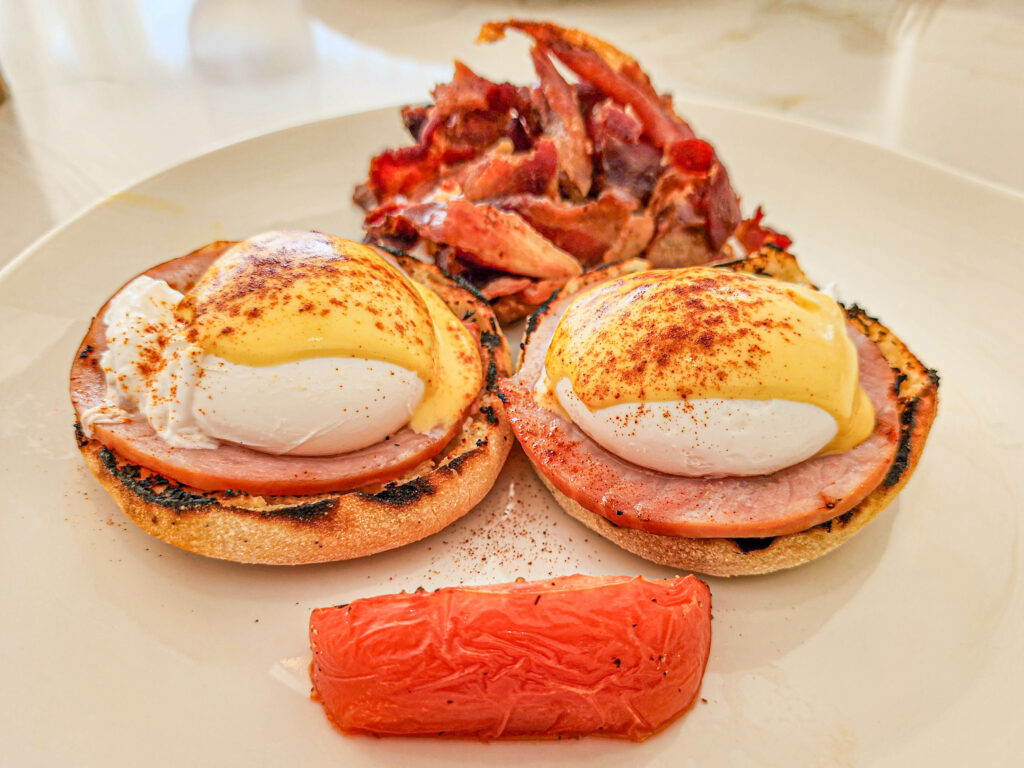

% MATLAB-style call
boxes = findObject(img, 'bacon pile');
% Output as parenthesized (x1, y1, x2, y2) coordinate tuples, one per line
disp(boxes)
(355, 19, 790, 323)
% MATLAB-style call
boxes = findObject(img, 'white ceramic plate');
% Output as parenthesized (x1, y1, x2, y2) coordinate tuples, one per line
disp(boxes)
(2, 106, 1022, 767)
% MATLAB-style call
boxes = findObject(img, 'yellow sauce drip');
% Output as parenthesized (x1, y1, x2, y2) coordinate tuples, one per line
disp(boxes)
(179, 231, 480, 433)
(544, 267, 874, 453)
(410, 284, 483, 432)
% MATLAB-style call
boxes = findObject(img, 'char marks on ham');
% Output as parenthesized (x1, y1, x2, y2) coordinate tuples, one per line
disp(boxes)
(356, 20, 790, 321)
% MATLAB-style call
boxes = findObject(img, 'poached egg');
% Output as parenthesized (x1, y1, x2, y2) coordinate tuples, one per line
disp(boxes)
(540, 267, 874, 477)
(84, 231, 482, 456)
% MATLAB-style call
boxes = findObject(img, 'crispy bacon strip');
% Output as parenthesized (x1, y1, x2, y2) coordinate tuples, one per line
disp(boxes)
(365, 62, 534, 205)
(481, 21, 693, 148)
(667, 137, 714, 174)
(702, 161, 742, 249)
(480, 275, 533, 300)
(589, 99, 642, 143)
(365, 134, 444, 206)
(649, 139, 741, 253)
(604, 213, 656, 262)
(434, 60, 501, 112)
(497, 190, 638, 264)
(400, 104, 430, 140)
(644, 167, 717, 267)
(480, 21, 740, 251)
(482, 278, 562, 321)
(355, 20, 777, 321)
(381, 199, 583, 280)
(735, 206, 794, 252)
(519, 279, 561, 304)
(433, 62, 538, 150)
(529, 46, 592, 197)
(459, 139, 558, 201)
(588, 100, 662, 202)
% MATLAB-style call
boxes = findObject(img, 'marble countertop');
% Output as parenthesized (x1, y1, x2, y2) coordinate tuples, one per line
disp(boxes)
(1, 0, 1021, 262)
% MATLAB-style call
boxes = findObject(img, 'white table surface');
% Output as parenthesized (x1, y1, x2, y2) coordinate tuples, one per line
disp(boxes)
(1, 0, 1022, 264)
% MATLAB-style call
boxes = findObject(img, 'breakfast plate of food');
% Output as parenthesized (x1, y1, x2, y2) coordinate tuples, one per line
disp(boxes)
(2, 19, 1022, 767)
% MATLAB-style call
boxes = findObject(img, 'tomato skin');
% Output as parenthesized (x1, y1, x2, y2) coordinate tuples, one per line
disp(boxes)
(309, 574, 711, 741)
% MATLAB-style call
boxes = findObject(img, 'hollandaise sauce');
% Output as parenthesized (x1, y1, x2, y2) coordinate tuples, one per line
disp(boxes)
(178, 231, 481, 434)
(544, 267, 874, 453)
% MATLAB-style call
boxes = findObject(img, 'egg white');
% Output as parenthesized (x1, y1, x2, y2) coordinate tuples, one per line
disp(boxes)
(96, 276, 426, 456)
(192, 355, 423, 456)
(553, 377, 838, 477)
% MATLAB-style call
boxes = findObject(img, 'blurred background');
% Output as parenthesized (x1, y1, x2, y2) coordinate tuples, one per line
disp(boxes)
(1, 0, 1021, 261)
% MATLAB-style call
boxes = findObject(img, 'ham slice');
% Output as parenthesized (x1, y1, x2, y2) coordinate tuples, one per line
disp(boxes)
(70, 243, 463, 497)
(500, 288, 900, 539)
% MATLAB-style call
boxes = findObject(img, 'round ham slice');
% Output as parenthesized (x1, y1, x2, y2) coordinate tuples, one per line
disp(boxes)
(70, 243, 462, 496)
(501, 289, 900, 539)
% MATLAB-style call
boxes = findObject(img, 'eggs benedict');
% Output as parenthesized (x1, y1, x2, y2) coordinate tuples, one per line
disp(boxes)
(500, 249, 939, 576)
(71, 231, 513, 565)
(541, 267, 874, 477)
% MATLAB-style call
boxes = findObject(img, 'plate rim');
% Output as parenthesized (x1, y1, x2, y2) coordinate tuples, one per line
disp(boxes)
(3, 97, 1023, 768)
(4, 99, 1022, 287)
